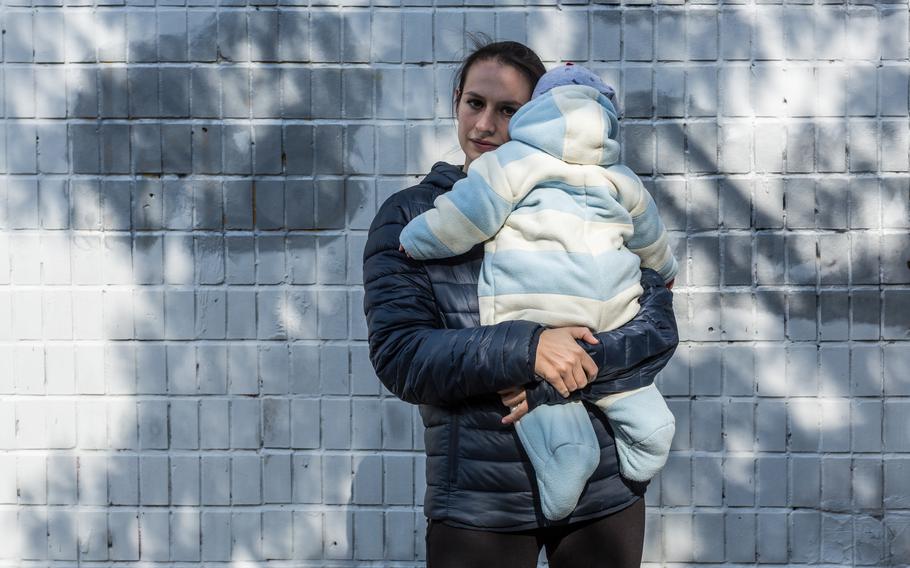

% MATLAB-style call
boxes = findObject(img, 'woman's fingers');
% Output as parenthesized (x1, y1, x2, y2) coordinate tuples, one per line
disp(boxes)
(571, 360, 588, 390)
(561, 365, 579, 393)
(570, 326, 600, 345)
(501, 400, 529, 425)
(534, 327, 602, 397)
(500, 390, 525, 408)
(550, 377, 570, 398)
(397, 244, 413, 259)
(566, 327, 598, 381)
(500, 388, 528, 426)
(580, 352, 598, 381)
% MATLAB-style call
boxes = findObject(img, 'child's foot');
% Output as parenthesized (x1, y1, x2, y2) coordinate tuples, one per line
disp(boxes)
(515, 402, 600, 521)
(614, 422, 675, 482)
(597, 384, 675, 482)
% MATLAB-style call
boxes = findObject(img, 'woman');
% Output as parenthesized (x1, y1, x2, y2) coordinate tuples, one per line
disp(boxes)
(363, 40, 678, 567)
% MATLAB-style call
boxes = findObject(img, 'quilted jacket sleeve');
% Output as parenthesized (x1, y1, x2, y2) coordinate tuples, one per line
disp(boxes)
(364, 192, 546, 407)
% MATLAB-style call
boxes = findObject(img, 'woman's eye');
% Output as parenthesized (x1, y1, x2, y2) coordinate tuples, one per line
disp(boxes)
(467, 99, 483, 109)
(502, 106, 517, 117)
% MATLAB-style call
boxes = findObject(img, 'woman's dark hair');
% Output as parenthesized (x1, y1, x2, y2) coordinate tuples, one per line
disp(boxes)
(451, 34, 546, 115)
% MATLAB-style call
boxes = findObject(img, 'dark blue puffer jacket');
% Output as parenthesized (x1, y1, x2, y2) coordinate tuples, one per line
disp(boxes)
(363, 161, 679, 530)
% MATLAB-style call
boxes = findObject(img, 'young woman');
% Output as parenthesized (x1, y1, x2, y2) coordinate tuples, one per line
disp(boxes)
(363, 39, 678, 567)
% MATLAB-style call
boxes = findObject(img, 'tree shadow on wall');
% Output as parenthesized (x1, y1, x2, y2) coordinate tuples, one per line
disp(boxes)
(4, 2, 909, 567)
(605, 4, 909, 565)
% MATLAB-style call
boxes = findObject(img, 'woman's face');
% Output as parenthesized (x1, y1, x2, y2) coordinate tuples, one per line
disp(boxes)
(455, 59, 533, 171)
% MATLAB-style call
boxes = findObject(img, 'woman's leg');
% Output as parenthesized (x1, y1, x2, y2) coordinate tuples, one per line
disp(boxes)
(544, 498, 646, 568)
(426, 520, 543, 568)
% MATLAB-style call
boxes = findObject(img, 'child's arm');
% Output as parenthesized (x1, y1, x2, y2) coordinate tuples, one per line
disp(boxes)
(399, 145, 533, 260)
(603, 164, 678, 284)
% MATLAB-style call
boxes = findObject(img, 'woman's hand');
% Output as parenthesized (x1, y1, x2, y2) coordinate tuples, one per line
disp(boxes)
(398, 244, 413, 259)
(499, 387, 528, 425)
(535, 327, 599, 398)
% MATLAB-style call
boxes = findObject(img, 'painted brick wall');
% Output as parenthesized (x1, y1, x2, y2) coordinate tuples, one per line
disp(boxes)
(0, 0, 908, 565)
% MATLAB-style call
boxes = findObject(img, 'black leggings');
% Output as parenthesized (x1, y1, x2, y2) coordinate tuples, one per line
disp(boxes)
(426, 498, 645, 568)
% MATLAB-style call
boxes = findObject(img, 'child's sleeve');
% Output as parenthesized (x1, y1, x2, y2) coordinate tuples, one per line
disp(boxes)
(399, 149, 522, 260)
(604, 165, 678, 283)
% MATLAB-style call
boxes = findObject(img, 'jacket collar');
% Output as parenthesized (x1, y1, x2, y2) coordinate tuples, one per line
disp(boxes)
(421, 162, 466, 191)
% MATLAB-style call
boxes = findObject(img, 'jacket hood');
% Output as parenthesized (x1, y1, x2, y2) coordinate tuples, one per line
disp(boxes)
(508, 85, 621, 167)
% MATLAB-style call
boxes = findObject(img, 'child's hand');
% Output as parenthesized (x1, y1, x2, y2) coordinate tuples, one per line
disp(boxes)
(398, 244, 413, 259)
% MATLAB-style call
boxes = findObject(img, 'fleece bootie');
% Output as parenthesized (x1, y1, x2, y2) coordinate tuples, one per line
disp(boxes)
(515, 401, 600, 520)
(596, 383, 675, 482)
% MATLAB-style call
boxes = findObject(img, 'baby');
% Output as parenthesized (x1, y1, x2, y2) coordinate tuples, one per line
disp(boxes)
(399, 64, 678, 521)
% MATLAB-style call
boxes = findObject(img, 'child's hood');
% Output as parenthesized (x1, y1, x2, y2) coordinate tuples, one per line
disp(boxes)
(507, 85, 621, 167)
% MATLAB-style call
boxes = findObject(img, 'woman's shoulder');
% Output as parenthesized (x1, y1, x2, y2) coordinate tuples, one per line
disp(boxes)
(364, 162, 463, 261)
(372, 162, 465, 229)
(378, 184, 437, 217)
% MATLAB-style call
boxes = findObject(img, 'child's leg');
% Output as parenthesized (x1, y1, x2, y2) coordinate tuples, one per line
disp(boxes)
(515, 401, 600, 521)
(594, 384, 675, 482)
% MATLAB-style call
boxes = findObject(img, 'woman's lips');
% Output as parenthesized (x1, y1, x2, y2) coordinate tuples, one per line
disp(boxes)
(471, 139, 499, 151)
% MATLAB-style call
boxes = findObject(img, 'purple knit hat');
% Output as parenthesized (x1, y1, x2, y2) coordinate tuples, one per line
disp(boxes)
(532, 63, 619, 111)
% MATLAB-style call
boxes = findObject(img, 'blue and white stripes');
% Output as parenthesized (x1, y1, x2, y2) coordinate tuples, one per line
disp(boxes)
(399, 84, 677, 332)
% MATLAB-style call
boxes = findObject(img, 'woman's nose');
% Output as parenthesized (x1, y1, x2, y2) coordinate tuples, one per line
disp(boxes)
(475, 108, 496, 134)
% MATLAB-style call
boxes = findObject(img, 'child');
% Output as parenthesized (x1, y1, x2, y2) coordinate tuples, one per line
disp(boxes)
(399, 64, 677, 521)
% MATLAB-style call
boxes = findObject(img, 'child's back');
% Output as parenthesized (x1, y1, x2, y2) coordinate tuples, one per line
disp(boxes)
(478, 156, 674, 334)
(402, 79, 677, 333)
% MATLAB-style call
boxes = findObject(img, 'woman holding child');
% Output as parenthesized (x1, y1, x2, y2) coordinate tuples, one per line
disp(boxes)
(363, 39, 678, 567)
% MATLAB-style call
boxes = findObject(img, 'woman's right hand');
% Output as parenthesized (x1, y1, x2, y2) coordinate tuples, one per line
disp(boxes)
(534, 327, 599, 398)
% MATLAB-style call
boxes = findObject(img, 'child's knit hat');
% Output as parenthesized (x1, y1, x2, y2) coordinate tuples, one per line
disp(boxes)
(532, 63, 620, 114)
